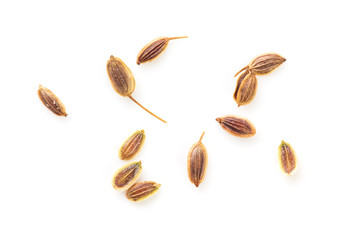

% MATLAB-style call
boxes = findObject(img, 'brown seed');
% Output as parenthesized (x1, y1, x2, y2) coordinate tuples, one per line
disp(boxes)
(126, 181, 161, 202)
(187, 132, 208, 187)
(119, 130, 145, 160)
(136, 36, 188, 65)
(37, 85, 67, 117)
(233, 70, 258, 107)
(107, 55, 166, 123)
(278, 140, 297, 175)
(112, 161, 142, 191)
(235, 53, 286, 77)
(216, 115, 256, 138)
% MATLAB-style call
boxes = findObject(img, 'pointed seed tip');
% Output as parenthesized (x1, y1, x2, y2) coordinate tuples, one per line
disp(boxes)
(216, 118, 221, 123)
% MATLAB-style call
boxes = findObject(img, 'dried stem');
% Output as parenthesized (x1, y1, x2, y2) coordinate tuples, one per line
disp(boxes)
(234, 66, 248, 77)
(128, 95, 167, 123)
(199, 131, 205, 142)
(168, 36, 188, 40)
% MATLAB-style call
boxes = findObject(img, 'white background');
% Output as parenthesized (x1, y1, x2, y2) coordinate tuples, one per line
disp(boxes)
(1, 0, 345, 239)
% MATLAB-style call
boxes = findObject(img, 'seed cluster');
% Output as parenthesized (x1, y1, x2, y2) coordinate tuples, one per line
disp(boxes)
(37, 35, 296, 203)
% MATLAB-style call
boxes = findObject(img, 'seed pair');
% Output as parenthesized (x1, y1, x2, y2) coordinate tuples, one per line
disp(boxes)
(107, 36, 187, 123)
(233, 53, 286, 107)
(113, 130, 160, 201)
(112, 161, 161, 201)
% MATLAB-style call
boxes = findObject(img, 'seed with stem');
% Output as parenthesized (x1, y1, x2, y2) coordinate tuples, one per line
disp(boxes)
(107, 55, 166, 123)
(187, 132, 208, 187)
(136, 36, 188, 65)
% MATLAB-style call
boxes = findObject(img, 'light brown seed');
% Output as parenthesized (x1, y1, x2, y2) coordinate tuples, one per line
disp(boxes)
(112, 161, 142, 191)
(279, 140, 296, 175)
(235, 53, 286, 77)
(37, 85, 67, 117)
(187, 132, 208, 187)
(216, 115, 256, 138)
(136, 36, 188, 65)
(233, 70, 258, 107)
(107, 55, 166, 123)
(119, 130, 145, 160)
(126, 181, 161, 202)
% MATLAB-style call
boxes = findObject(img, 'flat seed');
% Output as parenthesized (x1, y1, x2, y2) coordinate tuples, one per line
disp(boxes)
(216, 115, 256, 138)
(106, 55, 166, 123)
(37, 85, 67, 117)
(126, 181, 161, 201)
(136, 36, 188, 65)
(279, 140, 297, 175)
(119, 130, 145, 160)
(233, 71, 258, 107)
(112, 161, 142, 191)
(187, 132, 208, 187)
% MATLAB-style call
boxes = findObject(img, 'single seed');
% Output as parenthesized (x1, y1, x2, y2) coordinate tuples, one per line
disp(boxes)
(216, 115, 256, 138)
(235, 53, 286, 77)
(112, 161, 142, 191)
(119, 130, 145, 160)
(126, 181, 161, 202)
(37, 85, 67, 117)
(107, 55, 167, 123)
(136, 36, 188, 65)
(278, 140, 297, 175)
(187, 132, 208, 187)
(233, 70, 258, 107)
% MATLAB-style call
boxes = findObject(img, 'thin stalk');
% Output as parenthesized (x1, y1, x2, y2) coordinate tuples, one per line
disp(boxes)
(234, 66, 248, 77)
(128, 95, 167, 123)
(199, 131, 205, 142)
(168, 36, 188, 40)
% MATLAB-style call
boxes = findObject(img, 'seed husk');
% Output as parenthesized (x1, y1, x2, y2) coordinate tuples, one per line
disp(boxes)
(233, 70, 258, 107)
(187, 132, 208, 187)
(126, 181, 161, 201)
(107, 55, 166, 123)
(216, 115, 256, 138)
(278, 140, 296, 175)
(119, 130, 145, 160)
(37, 85, 67, 117)
(112, 161, 142, 191)
(136, 36, 188, 65)
(235, 53, 286, 77)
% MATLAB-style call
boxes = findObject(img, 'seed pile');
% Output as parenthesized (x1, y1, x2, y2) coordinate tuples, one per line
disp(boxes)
(37, 34, 296, 204)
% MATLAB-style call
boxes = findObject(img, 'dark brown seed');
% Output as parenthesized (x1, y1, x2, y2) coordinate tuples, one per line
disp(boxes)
(37, 85, 67, 117)
(136, 36, 188, 65)
(233, 70, 258, 107)
(216, 115, 256, 138)
(249, 53, 286, 75)
(106, 55, 166, 123)
(119, 130, 145, 160)
(112, 161, 142, 191)
(234, 53, 286, 77)
(126, 181, 161, 201)
(279, 140, 296, 175)
(187, 132, 208, 187)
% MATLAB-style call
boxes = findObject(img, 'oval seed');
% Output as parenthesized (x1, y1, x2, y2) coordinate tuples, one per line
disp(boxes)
(234, 53, 286, 77)
(136, 36, 188, 65)
(249, 53, 286, 75)
(187, 132, 208, 187)
(278, 140, 297, 175)
(126, 181, 161, 202)
(37, 85, 67, 117)
(112, 161, 142, 191)
(106, 55, 166, 123)
(233, 70, 258, 107)
(119, 130, 145, 160)
(216, 115, 256, 138)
